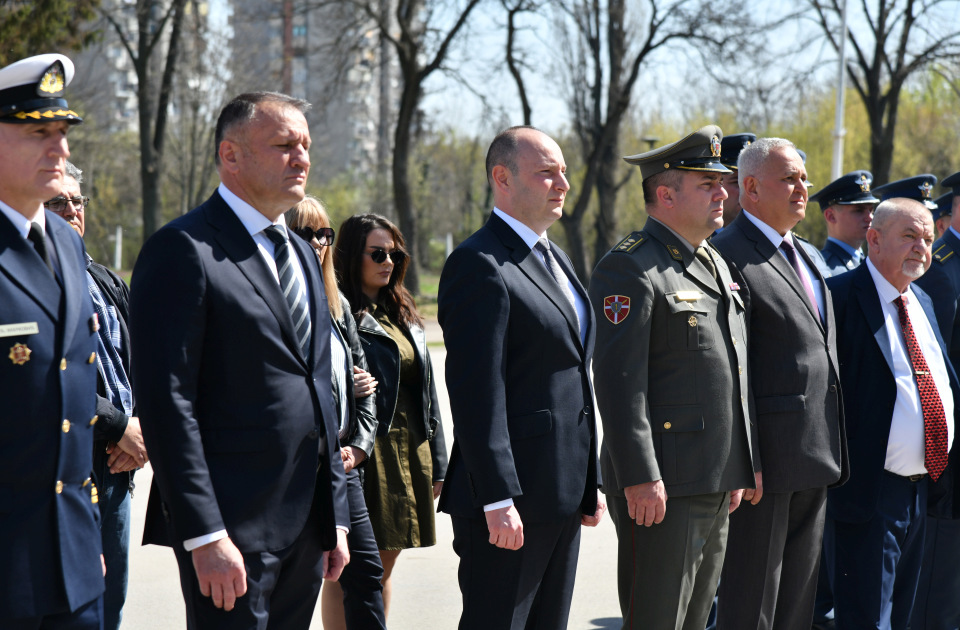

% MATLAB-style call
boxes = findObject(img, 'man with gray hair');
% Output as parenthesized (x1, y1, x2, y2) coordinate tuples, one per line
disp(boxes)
(712, 137, 848, 630)
(44, 161, 146, 630)
(826, 198, 957, 628)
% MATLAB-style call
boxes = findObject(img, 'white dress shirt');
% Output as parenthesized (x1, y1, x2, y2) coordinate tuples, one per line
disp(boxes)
(866, 260, 955, 475)
(0, 199, 45, 238)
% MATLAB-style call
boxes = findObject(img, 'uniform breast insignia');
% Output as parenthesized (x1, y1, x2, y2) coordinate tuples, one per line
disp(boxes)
(728, 282, 740, 291)
(933, 243, 954, 264)
(613, 232, 646, 253)
(8, 343, 31, 365)
(603, 295, 631, 324)
(675, 291, 702, 302)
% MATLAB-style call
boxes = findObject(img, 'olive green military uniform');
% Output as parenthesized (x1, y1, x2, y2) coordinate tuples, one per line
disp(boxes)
(590, 218, 756, 630)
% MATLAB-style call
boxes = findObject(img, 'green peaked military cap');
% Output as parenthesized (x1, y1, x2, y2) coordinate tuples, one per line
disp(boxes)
(623, 125, 731, 179)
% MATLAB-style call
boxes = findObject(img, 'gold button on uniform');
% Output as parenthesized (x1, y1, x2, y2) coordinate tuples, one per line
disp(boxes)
(55, 481, 63, 494)
(89, 415, 98, 426)
(738, 366, 743, 375)
(61, 419, 70, 433)
(688, 316, 697, 327)
(60, 358, 67, 370)
(732, 337, 737, 345)
(664, 421, 672, 430)
(88, 352, 96, 364)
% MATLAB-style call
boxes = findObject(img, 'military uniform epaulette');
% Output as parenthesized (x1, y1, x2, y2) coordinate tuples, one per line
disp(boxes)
(933, 242, 955, 264)
(613, 231, 647, 253)
(795, 235, 814, 246)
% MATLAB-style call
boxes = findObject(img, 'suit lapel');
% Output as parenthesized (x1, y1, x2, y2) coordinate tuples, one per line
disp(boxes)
(0, 210, 62, 321)
(204, 193, 305, 367)
(46, 215, 85, 350)
(794, 239, 828, 333)
(853, 265, 895, 374)
(487, 214, 583, 351)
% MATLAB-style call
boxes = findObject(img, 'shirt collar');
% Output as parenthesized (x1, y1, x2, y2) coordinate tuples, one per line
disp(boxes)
(218, 182, 286, 236)
(742, 210, 788, 249)
(0, 199, 44, 239)
(493, 207, 545, 251)
(866, 257, 914, 305)
(648, 216, 703, 253)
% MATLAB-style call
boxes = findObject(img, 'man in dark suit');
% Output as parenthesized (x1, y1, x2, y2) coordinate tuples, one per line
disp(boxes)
(712, 137, 848, 630)
(810, 170, 879, 277)
(590, 126, 757, 629)
(827, 198, 957, 629)
(437, 126, 604, 630)
(0, 54, 105, 628)
(130, 92, 349, 629)
(912, 170, 960, 630)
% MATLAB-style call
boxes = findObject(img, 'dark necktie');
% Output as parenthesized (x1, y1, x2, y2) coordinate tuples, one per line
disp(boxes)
(780, 237, 820, 320)
(28, 222, 54, 276)
(264, 225, 312, 359)
(535, 238, 579, 332)
(894, 295, 949, 481)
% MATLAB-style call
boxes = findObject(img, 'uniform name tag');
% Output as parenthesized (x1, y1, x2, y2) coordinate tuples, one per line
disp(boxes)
(674, 291, 702, 302)
(0, 322, 39, 338)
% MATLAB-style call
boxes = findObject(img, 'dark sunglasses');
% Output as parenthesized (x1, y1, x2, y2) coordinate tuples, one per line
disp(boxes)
(292, 226, 335, 246)
(367, 247, 407, 265)
(44, 195, 89, 213)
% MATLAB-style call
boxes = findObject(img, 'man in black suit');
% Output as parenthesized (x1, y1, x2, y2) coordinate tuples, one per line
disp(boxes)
(827, 198, 957, 629)
(712, 137, 848, 630)
(437, 126, 604, 630)
(130, 92, 349, 629)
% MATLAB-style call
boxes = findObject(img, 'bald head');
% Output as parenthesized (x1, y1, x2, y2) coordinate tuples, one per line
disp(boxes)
(866, 198, 935, 292)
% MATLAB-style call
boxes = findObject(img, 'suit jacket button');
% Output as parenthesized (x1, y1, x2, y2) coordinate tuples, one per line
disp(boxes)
(663, 421, 672, 430)
(55, 480, 63, 494)
(89, 415, 98, 426)
(582, 406, 591, 415)
(829, 384, 837, 393)
(308, 429, 319, 439)
(60, 358, 67, 370)
(61, 419, 71, 433)
(88, 352, 96, 364)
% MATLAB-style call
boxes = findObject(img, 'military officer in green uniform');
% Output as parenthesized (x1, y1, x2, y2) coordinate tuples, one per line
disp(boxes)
(589, 125, 758, 630)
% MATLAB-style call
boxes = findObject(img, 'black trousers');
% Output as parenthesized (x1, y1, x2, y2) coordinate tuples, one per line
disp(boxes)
(337, 468, 386, 630)
(451, 511, 582, 630)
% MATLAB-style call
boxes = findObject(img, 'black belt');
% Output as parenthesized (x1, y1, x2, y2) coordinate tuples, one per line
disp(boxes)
(884, 470, 927, 482)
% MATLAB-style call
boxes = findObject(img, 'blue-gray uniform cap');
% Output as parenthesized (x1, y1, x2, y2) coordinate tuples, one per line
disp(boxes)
(623, 125, 731, 179)
(943, 171, 960, 196)
(934, 192, 953, 221)
(872, 174, 938, 210)
(0, 54, 82, 124)
(719, 133, 755, 171)
(809, 170, 879, 210)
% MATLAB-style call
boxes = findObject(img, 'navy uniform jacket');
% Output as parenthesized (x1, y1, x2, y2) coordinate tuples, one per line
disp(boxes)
(821, 239, 862, 277)
(437, 213, 599, 523)
(0, 210, 103, 618)
(827, 264, 960, 522)
(131, 191, 348, 554)
(589, 220, 756, 498)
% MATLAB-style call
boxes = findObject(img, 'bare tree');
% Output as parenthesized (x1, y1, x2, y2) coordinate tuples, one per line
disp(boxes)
(101, 0, 188, 242)
(809, 0, 960, 184)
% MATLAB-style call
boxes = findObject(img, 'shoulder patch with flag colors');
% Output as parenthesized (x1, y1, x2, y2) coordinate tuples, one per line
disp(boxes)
(603, 295, 631, 324)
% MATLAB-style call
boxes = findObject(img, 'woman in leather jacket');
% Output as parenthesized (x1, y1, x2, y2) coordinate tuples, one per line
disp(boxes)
(334, 213, 448, 619)
(288, 197, 386, 630)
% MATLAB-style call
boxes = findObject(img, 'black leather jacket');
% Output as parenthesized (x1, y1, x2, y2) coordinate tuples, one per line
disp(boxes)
(333, 293, 378, 459)
(355, 310, 448, 482)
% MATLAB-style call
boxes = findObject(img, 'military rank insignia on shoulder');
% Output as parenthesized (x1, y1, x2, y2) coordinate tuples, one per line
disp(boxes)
(933, 243, 954, 264)
(613, 231, 646, 253)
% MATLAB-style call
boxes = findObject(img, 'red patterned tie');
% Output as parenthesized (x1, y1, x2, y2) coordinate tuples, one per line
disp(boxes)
(894, 296, 949, 481)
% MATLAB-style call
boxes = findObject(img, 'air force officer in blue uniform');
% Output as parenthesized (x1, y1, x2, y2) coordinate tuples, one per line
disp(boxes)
(0, 54, 104, 628)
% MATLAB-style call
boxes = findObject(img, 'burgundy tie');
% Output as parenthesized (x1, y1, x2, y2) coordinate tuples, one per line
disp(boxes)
(780, 238, 821, 321)
(894, 295, 949, 481)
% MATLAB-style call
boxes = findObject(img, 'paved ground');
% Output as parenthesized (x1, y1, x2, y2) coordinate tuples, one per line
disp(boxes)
(119, 322, 622, 629)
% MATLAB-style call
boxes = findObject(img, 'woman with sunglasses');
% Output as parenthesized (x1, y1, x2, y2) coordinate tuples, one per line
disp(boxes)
(288, 197, 387, 630)
(334, 214, 447, 620)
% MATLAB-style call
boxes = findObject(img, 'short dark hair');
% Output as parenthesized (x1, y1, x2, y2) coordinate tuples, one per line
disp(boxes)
(213, 92, 311, 165)
(485, 125, 542, 187)
(642, 169, 684, 205)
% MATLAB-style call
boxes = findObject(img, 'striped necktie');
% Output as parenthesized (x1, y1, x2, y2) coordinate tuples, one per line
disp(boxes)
(264, 225, 312, 359)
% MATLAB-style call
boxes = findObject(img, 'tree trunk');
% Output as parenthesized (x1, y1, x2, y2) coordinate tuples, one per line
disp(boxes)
(392, 67, 420, 295)
(558, 212, 591, 280)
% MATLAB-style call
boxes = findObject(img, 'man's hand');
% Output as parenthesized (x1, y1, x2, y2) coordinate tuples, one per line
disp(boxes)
(728, 489, 744, 514)
(432, 481, 443, 499)
(742, 471, 763, 505)
(108, 416, 148, 473)
(340, 446, 366, 473)
(581, 491, 607, 527)
(322, 529, 350, 581)
(485, 505, 524, 550)
(105, 444, 137, 473)
(192, 538, 247, 611)
(352, 366, 377, 398)
(624, 480, 667, 527)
